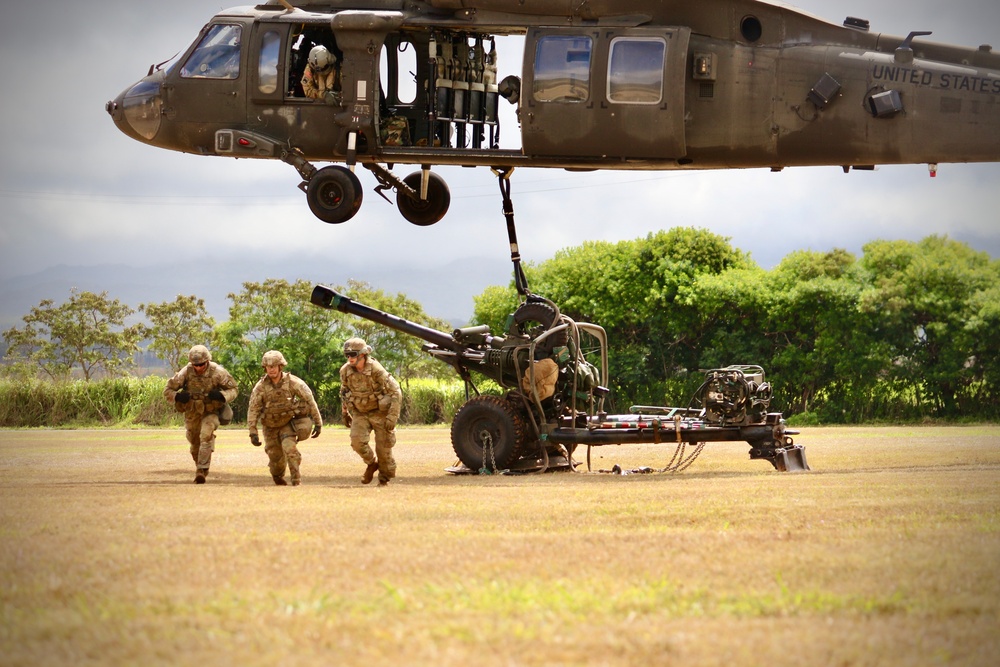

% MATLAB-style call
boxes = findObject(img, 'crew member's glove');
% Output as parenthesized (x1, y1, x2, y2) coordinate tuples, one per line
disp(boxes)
(174, 391, 190, 404)
(342, 410, 352, 428)
(311, 424, 322, 438)
(250, 433, 261, 447)
(324, 90, 343, 107)
(208, 390, 226, 402)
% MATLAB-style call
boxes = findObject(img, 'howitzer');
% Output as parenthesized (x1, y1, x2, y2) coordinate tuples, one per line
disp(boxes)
(311, 284, 809, 474)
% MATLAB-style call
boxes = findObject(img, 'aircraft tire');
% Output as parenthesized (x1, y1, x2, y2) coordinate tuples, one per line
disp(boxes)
(397, 171, 450, 226)
(307, 166, 363, 224)
(451, 395, 530, 471)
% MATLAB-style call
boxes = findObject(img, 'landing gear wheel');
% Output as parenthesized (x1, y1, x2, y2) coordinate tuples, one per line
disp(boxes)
(307, 166, 363, 224)
(451, 395, 529, 471)
(397, 171, 450, 226)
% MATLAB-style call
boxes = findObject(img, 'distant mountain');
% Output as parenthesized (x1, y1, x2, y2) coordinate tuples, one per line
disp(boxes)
(0, 255, 515, 332)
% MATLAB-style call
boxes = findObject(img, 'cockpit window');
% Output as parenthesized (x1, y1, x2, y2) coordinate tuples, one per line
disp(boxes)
(607, 37, 666, 104)
(532, 36, 592, 103)
(181, 24, 242, 80)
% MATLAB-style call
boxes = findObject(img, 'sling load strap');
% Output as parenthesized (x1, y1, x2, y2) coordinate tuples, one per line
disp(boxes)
(493, 167, 530, 296)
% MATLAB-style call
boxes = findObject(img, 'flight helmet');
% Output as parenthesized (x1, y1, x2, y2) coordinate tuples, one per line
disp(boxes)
(308, 45, 335, 72)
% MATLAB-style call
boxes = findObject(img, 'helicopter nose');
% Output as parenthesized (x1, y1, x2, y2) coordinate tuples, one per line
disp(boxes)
(107, 76, 163, 142)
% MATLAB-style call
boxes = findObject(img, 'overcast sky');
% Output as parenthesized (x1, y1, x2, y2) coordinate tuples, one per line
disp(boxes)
(0, 0, 998, 323)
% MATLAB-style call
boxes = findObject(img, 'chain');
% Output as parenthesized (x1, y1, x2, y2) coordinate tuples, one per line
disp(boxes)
(478, 430, 498, 475)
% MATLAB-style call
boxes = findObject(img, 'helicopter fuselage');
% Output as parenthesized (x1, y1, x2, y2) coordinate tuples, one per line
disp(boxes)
(107, 0, 1000, 224)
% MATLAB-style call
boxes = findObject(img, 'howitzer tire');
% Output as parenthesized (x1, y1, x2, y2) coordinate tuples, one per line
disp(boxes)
(307, 166, 363, 224)
(397, 171, 450, 226)
(451, 395, 530, 471)
(512, 301, 568, 353)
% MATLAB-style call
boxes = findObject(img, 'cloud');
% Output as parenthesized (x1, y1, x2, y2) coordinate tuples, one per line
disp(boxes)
(0, 0, 997, 323)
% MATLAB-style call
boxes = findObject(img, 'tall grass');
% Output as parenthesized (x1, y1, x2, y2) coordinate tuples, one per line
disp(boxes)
(0, 377, 506, 428)
(0, 377, 178, 427)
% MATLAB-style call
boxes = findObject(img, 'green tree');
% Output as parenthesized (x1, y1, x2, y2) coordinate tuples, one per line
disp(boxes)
(472, 228, 754, 408)
(140, 295, 216, 371)
(2, 290, 147, 380)
(213, 278, 349, 393)
(860, 236, 999, 417)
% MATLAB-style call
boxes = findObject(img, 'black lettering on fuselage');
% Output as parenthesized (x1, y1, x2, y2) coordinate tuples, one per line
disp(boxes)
(873, 64, 999, 96)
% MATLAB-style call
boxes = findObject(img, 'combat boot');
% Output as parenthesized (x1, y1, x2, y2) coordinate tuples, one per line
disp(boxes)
(194, 471, 207, 484)
(273, 475, 287, 486)
(291, 478, 301, 486)
(378, 478, 389, 487)
(362, 461, 379, 484)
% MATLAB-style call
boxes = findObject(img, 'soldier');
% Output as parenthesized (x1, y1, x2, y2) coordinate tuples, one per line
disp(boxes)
(246, 350, 323, 486)
(301, 45, 340, 103)
(340, 337, 402, 486)
(163, 345, 238, 484)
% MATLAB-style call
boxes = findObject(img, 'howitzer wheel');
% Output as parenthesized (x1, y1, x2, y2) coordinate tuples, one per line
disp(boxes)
(307, 166, 363, 224)
(512, 301, 568, 353)
(397, 171, 450, 226)
(451, 395, 531, 471)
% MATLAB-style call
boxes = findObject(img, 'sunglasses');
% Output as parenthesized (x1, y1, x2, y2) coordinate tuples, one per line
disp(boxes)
(345, 351, 359, 358)
(192, 362, 208, 369)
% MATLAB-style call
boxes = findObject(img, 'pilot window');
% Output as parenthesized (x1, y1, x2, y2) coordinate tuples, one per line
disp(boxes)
(259, 31, 280, 94)
(607, 37, 666, 104)
(181, 24, 242, 80)
(532, 36, 592, 103)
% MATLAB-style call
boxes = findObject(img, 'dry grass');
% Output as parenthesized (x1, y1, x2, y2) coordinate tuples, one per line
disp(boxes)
(0, 425, 998, 666)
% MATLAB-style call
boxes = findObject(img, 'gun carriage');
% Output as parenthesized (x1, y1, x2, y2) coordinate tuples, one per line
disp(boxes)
(311, 285, 809, 474)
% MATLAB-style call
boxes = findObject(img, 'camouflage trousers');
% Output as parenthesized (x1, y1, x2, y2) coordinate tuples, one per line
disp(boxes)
(263, 417, 313, 483)
(184, 412, 220, 473)
(349, 411, 396, 483)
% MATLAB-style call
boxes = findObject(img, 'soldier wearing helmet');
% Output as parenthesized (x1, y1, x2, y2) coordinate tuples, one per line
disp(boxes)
(163, 345, 239, 484)
(340, 337, 402, 486)
(301, 44, 341, 102)
(246, 350, 323, 486)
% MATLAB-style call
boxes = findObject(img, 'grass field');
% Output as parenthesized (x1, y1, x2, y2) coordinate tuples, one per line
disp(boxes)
(1, 425, 998, 666)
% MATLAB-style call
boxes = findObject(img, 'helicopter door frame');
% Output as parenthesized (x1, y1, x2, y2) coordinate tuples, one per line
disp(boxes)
(522, 26, 690, 160)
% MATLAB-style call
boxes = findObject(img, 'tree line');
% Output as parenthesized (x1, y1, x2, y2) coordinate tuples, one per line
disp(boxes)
(4, 229, 999, 423)
(472, 229, 1000, 422)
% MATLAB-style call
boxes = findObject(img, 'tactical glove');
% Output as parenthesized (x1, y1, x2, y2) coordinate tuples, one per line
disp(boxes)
(174, 390, 190, 404)
(208, 390, 226, 402)
(250, 432, 261, 447)
(342, 410, 352, 428)
(311, 424, 322, 438)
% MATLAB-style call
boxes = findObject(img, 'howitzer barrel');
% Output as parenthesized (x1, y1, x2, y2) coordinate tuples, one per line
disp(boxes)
(311, 284, 459, 351)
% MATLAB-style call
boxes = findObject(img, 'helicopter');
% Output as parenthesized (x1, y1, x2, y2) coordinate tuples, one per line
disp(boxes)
(106, 0, 1000, 226)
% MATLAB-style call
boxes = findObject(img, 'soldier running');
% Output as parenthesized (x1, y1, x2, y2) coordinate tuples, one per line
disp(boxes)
(339, 337, 402, 486)
(164, 345, 239, 484)
(247, 350, 323, 486)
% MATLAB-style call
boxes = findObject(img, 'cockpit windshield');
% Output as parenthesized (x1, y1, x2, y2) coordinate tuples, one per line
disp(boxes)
(181, 24, 242, 80)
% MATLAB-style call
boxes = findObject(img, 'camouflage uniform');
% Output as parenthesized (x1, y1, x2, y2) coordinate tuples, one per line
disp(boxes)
(247, 369, 322, 486)
(340, 339, 402, 485)
(302, 64, 338, 100)
(163, 346, 238, 483)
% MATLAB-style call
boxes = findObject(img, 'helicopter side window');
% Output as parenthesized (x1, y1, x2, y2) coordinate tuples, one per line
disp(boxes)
(181, 24, 242, 80)
(287, 26, 341, 99)
(533, 36, 592, 103)
(607, 37, 665, 104)
(259, 31, 280, 94)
